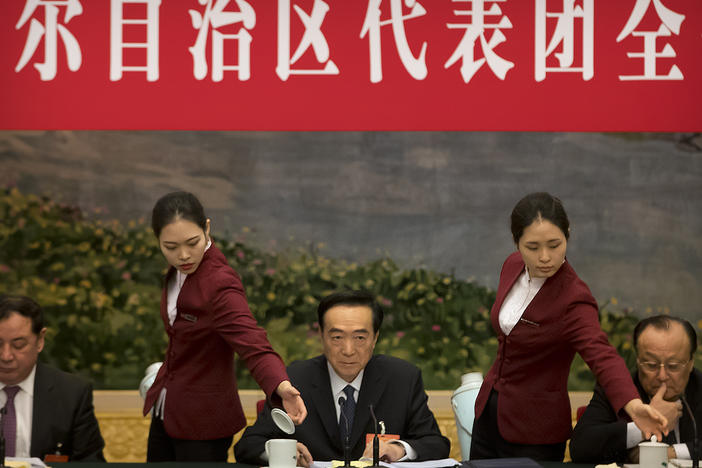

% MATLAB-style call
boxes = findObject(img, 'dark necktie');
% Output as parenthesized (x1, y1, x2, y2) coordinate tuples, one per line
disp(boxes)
(3, 386, 21, 457)
(339, 385, 356, 443)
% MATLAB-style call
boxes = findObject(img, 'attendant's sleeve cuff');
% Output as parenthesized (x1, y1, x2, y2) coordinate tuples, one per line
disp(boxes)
(626, 421, 644, 449)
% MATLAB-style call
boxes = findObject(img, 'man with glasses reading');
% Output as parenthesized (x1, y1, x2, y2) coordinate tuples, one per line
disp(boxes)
(570, 315, 700, 464)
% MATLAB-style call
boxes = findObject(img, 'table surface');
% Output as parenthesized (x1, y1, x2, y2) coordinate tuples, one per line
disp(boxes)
(82, 462, 692, 468)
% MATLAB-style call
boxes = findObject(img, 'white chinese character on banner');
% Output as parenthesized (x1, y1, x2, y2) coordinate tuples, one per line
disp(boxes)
(276, 0, 339, 81)
(360, 0, 427, 83)
(616, 0, 685, 80)
(189, 0, 255, 82)
(445, 0, 513, 83)
(14, 0, 83, 81)
(110, 0, 161, 82)
(535, 0, 593, 82)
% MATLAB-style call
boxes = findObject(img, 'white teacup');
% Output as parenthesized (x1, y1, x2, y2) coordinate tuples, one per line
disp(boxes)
(265, 438, 297, 468)
(638, 440, 668, 468)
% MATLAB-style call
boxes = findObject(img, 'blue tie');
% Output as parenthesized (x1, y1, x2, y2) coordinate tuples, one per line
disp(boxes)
(339, 385, 356, 443)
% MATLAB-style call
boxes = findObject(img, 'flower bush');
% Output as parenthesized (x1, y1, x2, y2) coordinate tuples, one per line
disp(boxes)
(1, 188, 699, 390)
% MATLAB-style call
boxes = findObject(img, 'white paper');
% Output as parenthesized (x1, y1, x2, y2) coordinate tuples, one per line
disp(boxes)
(311, 458, 459, 468)
(6, 457, 48, 468)
(668, 459, 694, 468)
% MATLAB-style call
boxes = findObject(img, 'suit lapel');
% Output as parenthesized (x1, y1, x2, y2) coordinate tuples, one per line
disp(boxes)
(490, 253, 524, 333)
(31, 363, 53, 456)
(161, 268, 174, 330)
(309, 357, 343, 451)
(351, 356, 385, 449)
(679, 370, 699, 446)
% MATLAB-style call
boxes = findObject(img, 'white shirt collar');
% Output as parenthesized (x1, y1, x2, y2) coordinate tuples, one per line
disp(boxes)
(327, 361, 364, 399)
(2, 363, 36, 397)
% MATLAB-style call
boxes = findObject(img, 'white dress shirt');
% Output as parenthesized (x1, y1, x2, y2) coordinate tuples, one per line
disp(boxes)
(498, 266, 546, 335)
(0, 365, 37, 457)
(327, 363, 416, 461)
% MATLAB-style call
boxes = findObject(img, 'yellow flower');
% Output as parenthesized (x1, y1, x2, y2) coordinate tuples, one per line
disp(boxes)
(610, 297, 618, 305)
(266, 292, 276, 301)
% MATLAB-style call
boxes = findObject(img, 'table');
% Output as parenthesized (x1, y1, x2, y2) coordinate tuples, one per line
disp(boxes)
(54, 463, 596, 468)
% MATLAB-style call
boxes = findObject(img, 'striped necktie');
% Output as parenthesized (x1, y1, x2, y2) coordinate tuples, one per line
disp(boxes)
(3, 386, 21, 457)
(339, 385, 356, 443)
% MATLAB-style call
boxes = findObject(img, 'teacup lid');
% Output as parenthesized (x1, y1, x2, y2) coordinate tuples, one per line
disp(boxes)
(639, 436, 667, 447)
(639, 441, 668, 447)
(271, 408, 295, 434)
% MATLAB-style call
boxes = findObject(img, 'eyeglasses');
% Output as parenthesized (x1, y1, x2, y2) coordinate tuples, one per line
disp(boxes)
(637, 359, 690, 374)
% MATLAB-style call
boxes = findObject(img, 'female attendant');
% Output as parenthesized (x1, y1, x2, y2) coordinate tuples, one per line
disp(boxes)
(470, 192, 667, 461)
(143, 191, 307, 462)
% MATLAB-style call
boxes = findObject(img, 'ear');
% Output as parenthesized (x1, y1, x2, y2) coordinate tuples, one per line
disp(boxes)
(37, 327, 47, 353)
(205, 218, 211, 240)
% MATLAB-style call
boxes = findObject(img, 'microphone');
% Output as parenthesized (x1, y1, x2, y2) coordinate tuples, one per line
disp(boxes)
(369, 404, 380, 468)
(338, 396, 351, 468)
(681, 395, 698, 468)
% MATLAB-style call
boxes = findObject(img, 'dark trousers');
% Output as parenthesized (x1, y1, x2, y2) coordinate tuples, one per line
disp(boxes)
(147, 414, 233, 462)
(469, 389, 566, 462)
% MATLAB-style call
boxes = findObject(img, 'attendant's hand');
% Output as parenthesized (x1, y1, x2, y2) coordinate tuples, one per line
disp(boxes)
(624, 398, 667, 441)
(296, 442, 313, 468)
(649, 383, 683, 434)
(362, 440, 406, 462)
(276, 380, 308, 425)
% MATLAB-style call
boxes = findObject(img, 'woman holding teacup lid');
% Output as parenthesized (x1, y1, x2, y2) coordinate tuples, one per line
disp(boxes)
(143, 191, 307, 462)
(469, 192, 668, 461)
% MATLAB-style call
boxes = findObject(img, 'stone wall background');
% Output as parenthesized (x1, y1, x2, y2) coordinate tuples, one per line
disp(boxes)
(1, 131, 700, 320)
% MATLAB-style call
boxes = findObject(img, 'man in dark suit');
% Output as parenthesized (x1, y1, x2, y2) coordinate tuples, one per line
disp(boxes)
(0, 295, 105, 461)
(234, 290, 450, 467)
(570, 315, 700, 464)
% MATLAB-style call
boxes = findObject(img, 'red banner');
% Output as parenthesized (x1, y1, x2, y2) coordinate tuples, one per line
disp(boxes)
(1, 0, 700, 131)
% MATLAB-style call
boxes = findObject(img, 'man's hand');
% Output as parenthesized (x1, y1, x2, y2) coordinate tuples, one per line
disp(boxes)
(362, 440, 406, 462)
(624, 398, 668, 441)
(276, 380, 308, 425)
(667, 445, 677, 460)
(627, 446, 639, 463)
(649, 383, 683, 434)
(296, 442, 313, 468)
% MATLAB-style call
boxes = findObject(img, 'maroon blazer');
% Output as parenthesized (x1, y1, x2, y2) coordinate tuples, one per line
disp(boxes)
(143, 243, 288, 440)
(474, 251, 639, 444)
